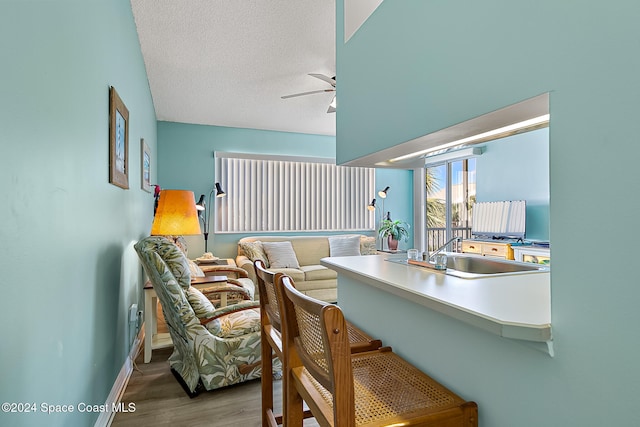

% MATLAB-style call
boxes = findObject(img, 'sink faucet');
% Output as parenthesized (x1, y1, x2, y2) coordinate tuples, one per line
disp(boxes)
(428, 236, 462, 261)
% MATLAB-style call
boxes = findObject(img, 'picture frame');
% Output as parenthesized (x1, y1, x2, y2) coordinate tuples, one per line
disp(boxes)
(109, 86, 129, 189)
(141, 138, 151, 192)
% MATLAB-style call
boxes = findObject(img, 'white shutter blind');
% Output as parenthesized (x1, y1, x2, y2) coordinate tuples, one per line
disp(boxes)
(215, 153, 375, 232)
(471, 200, 526, 238)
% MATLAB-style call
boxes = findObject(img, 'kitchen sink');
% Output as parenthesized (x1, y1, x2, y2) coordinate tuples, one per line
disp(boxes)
(389, 254, 549, 279)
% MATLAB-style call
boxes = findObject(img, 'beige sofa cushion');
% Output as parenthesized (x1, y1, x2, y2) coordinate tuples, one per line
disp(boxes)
(301, 265, 337, 281)
(294, 279, 337, 291)
(289, 238, 330, 266)
(266, 267, 305, 283)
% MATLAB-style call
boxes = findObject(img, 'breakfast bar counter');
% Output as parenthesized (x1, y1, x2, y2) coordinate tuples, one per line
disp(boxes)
(321, 254, 551, 344)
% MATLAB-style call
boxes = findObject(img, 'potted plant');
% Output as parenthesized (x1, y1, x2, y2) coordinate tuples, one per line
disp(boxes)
(378, 219, 410, 251)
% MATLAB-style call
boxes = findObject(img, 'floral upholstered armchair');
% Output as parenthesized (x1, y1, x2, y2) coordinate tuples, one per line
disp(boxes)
(135, 236, 277, 396)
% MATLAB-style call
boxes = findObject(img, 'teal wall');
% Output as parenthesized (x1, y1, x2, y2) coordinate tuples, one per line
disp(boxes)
(372, 168, 414, 250)
(157, 122, 412, 256)
(157, 121, 336, 194)
(0, 1, 156, 426)
(337, 1, 640, 425)
(476, 128, 549, 240)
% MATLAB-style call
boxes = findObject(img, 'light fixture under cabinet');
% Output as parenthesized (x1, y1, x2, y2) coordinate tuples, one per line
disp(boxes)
(389, 114, 550, 163)
(423, 147, 484, 165)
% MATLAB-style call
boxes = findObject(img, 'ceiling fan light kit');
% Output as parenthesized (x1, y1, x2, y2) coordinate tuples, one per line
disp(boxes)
(282, 73, 337, 113)
(327, 95, 337, 113)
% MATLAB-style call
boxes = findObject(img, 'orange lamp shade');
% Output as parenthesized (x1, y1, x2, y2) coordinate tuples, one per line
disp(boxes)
(150, 190, 202, 236)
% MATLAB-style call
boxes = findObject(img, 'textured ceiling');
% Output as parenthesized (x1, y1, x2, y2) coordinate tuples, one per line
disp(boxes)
(131, 0, 336, 136)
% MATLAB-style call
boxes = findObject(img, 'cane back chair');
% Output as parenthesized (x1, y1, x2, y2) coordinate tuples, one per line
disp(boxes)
(278, 274, 479, 427)
(254, 260, 382, 427)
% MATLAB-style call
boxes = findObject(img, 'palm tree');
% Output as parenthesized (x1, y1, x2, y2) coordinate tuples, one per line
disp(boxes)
(426, 169, 445, 228)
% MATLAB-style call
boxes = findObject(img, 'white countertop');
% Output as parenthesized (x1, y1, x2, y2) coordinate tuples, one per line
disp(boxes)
(321, 254, 551, 342)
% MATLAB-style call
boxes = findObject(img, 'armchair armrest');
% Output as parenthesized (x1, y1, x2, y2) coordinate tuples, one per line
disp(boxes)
(200, 282, 252, 302)
(199, 265, 249, 279)
(191, 275, 226, 285)
(200, 300, 260, 325)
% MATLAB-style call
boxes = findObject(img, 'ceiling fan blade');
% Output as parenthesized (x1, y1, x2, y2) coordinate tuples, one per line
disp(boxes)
(308, 73, 336, 87)
(281, 89, 335, 99)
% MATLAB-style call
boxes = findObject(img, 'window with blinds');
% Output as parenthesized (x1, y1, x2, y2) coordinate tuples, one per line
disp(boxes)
(215, 152, 375, 232)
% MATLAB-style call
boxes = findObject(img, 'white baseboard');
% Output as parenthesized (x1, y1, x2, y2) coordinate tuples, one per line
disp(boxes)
(94, 329, 143, 427)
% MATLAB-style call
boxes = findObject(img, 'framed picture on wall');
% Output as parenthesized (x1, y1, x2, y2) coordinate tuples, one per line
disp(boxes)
(141, 138, 151, 192)
(109, 86, 129, 189)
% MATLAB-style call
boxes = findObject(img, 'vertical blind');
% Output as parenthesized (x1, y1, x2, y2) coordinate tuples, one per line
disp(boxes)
(215, 152, 375, 232)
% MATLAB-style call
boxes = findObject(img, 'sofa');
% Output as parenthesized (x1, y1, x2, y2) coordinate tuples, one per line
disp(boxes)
(236, 234, 377, 302)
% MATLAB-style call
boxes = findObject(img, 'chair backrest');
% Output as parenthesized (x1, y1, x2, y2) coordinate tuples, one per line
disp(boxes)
(279, 274, 355, 423)
(134, 236, 202, 333)
(254, 259, 283, 333)
(134, 236, 201, 388)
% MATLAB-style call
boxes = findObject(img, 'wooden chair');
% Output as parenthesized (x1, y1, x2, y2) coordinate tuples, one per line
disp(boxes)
(278, 273, 479, 427)
(254, 260, 382, 427)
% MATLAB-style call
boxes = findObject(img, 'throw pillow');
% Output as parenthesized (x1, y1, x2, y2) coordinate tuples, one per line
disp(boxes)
(328, 236, 361, 257)
(360, 236, 378, 255)
(187, 259, 205, 277)
(185, 286, 216, 318)
(262, 241, 300, 269)
(239, 241, 270, 268)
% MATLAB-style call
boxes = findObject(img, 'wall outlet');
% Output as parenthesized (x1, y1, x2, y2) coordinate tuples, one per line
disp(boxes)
(129, 304, 138, 322)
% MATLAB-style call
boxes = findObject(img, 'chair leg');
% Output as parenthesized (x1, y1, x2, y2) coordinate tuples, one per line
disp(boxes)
(261, 334, 275, 427)
(285, 371, 305, 427)
(170, 368, 203, 398)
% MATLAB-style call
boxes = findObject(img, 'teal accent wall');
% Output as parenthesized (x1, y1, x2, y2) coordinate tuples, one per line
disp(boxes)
(337, 1, 640, 425)
(157, 121, 336, 193)
(157, 122, 410, 256)
(0, 1, 156, 426)
(477, 128, 549, 240)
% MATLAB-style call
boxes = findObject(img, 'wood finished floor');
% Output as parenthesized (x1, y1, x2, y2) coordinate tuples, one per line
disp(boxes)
(111, 347, 269, 427)
(112, 308, 319, 426)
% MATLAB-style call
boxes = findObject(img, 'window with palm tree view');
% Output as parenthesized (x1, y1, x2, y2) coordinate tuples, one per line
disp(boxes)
(426, 157, 476, 251)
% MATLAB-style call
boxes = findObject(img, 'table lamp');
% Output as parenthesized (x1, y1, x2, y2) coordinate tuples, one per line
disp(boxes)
(150, 190, 202, 236)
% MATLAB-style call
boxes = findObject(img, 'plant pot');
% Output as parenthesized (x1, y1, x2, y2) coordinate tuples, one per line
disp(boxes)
(387, 236, 399, 251)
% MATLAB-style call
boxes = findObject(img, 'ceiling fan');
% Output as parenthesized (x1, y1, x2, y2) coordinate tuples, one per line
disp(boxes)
(282, 73, 337, 113)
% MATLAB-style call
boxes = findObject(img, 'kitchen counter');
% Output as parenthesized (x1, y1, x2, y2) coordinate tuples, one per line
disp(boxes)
(322, 254, 551, 344)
